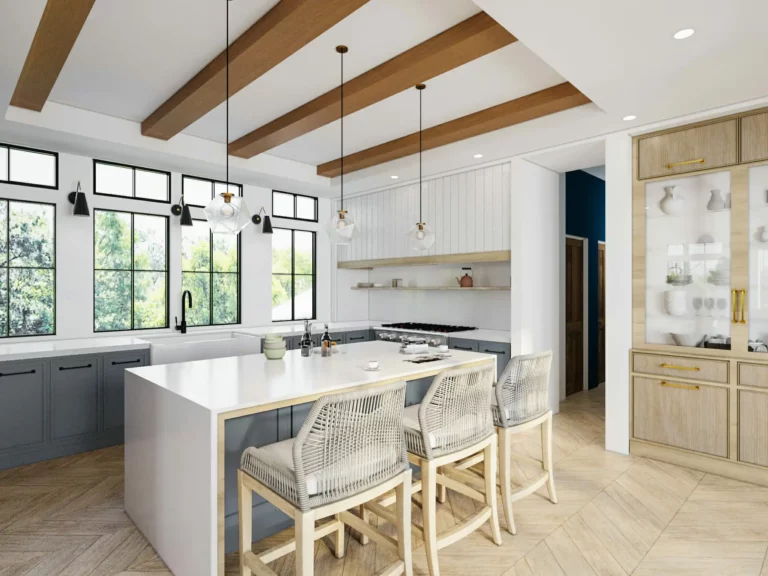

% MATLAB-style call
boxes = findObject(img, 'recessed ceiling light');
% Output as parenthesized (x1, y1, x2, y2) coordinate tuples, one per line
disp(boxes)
(623, 115, 637, 121)
(673, 28, 695, 40)
(390, 175, 398, 179)
(473, 153, 483, 159)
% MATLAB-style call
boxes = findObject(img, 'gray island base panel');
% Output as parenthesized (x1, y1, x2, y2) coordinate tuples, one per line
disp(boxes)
(0, 350, 148, 470)
(222, 379, 432, 553)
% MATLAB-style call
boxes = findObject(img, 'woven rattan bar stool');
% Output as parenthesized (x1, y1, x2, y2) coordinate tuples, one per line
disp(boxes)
(377, 364, 502, 576)
(237, 381, 413, 576)
(453, 351, 556, 536)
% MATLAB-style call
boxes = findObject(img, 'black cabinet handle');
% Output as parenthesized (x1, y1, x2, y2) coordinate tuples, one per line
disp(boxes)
(0, 369, 36, 378)
(453, 345, 473, 351)
(59, 364, 92, 371)
(484, 349, 506, 355)
(349, 336, 366, 341)
(112, 359, 142, 366)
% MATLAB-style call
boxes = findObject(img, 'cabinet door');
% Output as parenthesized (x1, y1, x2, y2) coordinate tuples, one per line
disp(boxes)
(344, 329, 369, 344)
(739, 389, 768, 467)
(291, 402, 314, 436)
(632, 377, 728, 457)
(103, 352, 147, 432)
(479, 341, 511, 380)
(449, 338, 479, 352)
(748, 165, 768, 355)
(741, 112, 768, 164)
(0, 361, 46, 451)
(638, 119, 737, 179)
(51, 357, 99, 440)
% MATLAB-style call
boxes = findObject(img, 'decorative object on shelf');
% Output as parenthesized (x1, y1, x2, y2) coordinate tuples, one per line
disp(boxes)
(707, 189, 727, 211)
(664, 290, 687, 317)
(704, 297, 715, 316)
(391, 278, 403, 288)
(171, 196, 193, 226)
(749, 339, 768, 353)
(407, 84, 435, 251)
(251, 207, 273, 234)
(693, 296, 703, 315)
(67, 181, 90, 217)
(704, 334, 731, 350)
(669, 332, 701, 347)
(757, 226, 768, 243)
(356, 282, 374, 288)
(659, 185, 684, 215)
(456, 267, 474, 288)
(716, 297, 728, 317)
(325, 45, 358, 244)
(204, 0, 251, 235)
(707, 260, 730, 286)
(666, 263, 693, 286)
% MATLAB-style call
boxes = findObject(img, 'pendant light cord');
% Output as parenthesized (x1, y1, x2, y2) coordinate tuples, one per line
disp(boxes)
(419, 86, 422, 223)
(340, 48, 344, 211)
(225, 0, 229, 190)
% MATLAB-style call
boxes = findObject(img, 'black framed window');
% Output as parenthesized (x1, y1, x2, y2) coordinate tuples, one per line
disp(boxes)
(0, 199, 56, 337)
(182, 175, 242, 208)
(272, 228, 315, 322)
(0, 143, 58, 189)
(94, 209, 169, 332)
(94, 160, 171, 203)
(272, 190, 317, 222)
(181, 220, 240, 326)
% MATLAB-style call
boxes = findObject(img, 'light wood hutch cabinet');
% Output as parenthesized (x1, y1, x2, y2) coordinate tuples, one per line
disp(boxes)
(631, 106, 768, 487)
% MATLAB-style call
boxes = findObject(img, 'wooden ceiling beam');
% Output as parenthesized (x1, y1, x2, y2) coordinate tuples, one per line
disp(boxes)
(316, 82, 591, 178)
(228, 12, 516, 159)
(11, 0, 97, 112)
(141, 0, 371, 141)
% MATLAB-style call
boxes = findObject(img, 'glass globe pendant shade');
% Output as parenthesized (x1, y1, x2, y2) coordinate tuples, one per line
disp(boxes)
(325, 209, 358, 244)
(407, 222, 435, 251)
(204, 192, 251, 234)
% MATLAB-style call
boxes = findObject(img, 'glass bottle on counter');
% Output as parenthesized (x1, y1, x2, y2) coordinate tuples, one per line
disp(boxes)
(321, 324, 332, 357)
(300, 320, 313, 357)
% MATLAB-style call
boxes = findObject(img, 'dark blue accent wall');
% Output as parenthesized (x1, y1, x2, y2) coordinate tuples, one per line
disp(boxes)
(565, 170, 605, 390)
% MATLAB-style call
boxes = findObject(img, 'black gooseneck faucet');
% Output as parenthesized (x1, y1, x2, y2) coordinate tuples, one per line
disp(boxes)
(175, 290, 193, 334)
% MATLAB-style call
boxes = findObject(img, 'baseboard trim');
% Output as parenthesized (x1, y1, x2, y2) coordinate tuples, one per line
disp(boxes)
(0, 430, 124, 470)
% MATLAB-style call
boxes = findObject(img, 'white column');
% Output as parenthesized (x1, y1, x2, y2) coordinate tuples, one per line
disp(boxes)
(510, 157, 562, 414)
(604, 132, 633, 454)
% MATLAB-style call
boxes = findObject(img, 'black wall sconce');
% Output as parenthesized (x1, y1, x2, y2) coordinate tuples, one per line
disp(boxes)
(171, 196, 193, 226)
(252, 207, 273, 234)
(68, 181, 90, 217)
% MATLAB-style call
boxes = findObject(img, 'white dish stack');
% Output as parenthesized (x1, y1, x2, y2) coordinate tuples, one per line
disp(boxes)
(263, 334, 287, 360)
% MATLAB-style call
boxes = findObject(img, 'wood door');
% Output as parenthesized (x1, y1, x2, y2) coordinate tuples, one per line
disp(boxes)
(598, 243, 606, 385)
(566, 238, 584, 396)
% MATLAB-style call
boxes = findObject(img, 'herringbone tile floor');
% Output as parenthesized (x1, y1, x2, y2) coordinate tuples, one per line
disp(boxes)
(2, 386, 767, 575)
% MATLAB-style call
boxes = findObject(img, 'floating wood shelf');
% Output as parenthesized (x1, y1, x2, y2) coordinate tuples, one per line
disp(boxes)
(351, 286, 510, 291)
(337, 250, 511, 270)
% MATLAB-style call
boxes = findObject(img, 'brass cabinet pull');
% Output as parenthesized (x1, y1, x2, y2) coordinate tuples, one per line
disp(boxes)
(732, 289, 739, 324)
(666, 158, 705, 169)
(661, 381, 700, 391)
(660, 363, 700, 372)
(740, 289, 747, 324)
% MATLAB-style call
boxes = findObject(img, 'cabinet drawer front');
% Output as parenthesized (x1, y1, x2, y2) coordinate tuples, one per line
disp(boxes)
(344, 330, 370, 343)
(449, 338, 479, 352)
(633, 353, 728, 384)
(739, 390, 768, 467)
(741, 112, 768, 164)
(633, 377, 728, 457)
(738, 363, 768, 388)
(638, 119, 737, 179)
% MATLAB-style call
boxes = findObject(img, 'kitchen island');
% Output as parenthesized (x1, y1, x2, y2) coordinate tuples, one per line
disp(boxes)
(124, 341, 495, 576)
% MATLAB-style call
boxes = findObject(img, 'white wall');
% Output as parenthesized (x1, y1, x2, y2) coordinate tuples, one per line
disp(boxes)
(510, 158, 563, 414)
(0, 149, 331, 341)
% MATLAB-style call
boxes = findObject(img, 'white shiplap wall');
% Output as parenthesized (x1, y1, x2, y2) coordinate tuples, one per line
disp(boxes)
(337, 163, 511, 261)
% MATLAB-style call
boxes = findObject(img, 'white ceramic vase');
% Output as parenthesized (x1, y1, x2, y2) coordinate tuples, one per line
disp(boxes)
(664, 290, 687, 317)
(707, 189, 726, 211)
(659, 186, 684, 216)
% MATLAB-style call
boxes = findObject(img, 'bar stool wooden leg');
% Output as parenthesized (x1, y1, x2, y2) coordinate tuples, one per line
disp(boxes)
(333, 513, 346, 558)
(436, 467, 447, 503)
(237, 470, 253, 576)
(295, 511, 315, 576)
(357, 504, 370, 545)
(421, 459, 440, 576)
(484, 434, 503, 546)
(542, 412, 558, 504)
(396, 469, 413, 576)
(497, 428, 516, 535)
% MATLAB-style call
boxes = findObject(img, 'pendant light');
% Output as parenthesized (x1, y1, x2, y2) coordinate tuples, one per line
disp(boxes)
(204, 0, 250, 235)
(325, 45, 358, 244)
(407, 84, 435, 251)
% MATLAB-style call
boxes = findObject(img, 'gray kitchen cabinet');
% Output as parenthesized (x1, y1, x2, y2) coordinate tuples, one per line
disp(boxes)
(284, 336, 300, 350)
(406, 377, 432, 406)
(344, 329, 370, 344)
(0, 361, 46, 452)
(103, 351, 148, 432)
(291, 402, 314, 436)
(448, 338, 479, 352)
(478, 341, 512, 380)
(50, 357, 99, 441)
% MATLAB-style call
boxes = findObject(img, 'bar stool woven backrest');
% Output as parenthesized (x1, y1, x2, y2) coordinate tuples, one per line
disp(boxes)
(495, 350, 553, 428)
(417, 364, 496, 459)
(292, 381, 408, 511)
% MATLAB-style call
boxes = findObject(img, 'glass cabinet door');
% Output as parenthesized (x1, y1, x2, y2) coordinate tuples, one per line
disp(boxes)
(749, 165, 768, 353)
(645, 171, 731, 349)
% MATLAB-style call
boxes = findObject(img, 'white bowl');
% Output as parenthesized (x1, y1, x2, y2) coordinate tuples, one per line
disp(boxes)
(265, 348, 287, 360)
(264, 341, 286, 350)
(670, 333, 698, 347)
(265, 334, 284, 341)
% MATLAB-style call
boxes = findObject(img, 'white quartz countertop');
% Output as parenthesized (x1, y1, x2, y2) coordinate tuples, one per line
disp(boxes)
(127, 341, 495, 414)
(0, 336, 150, 363)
